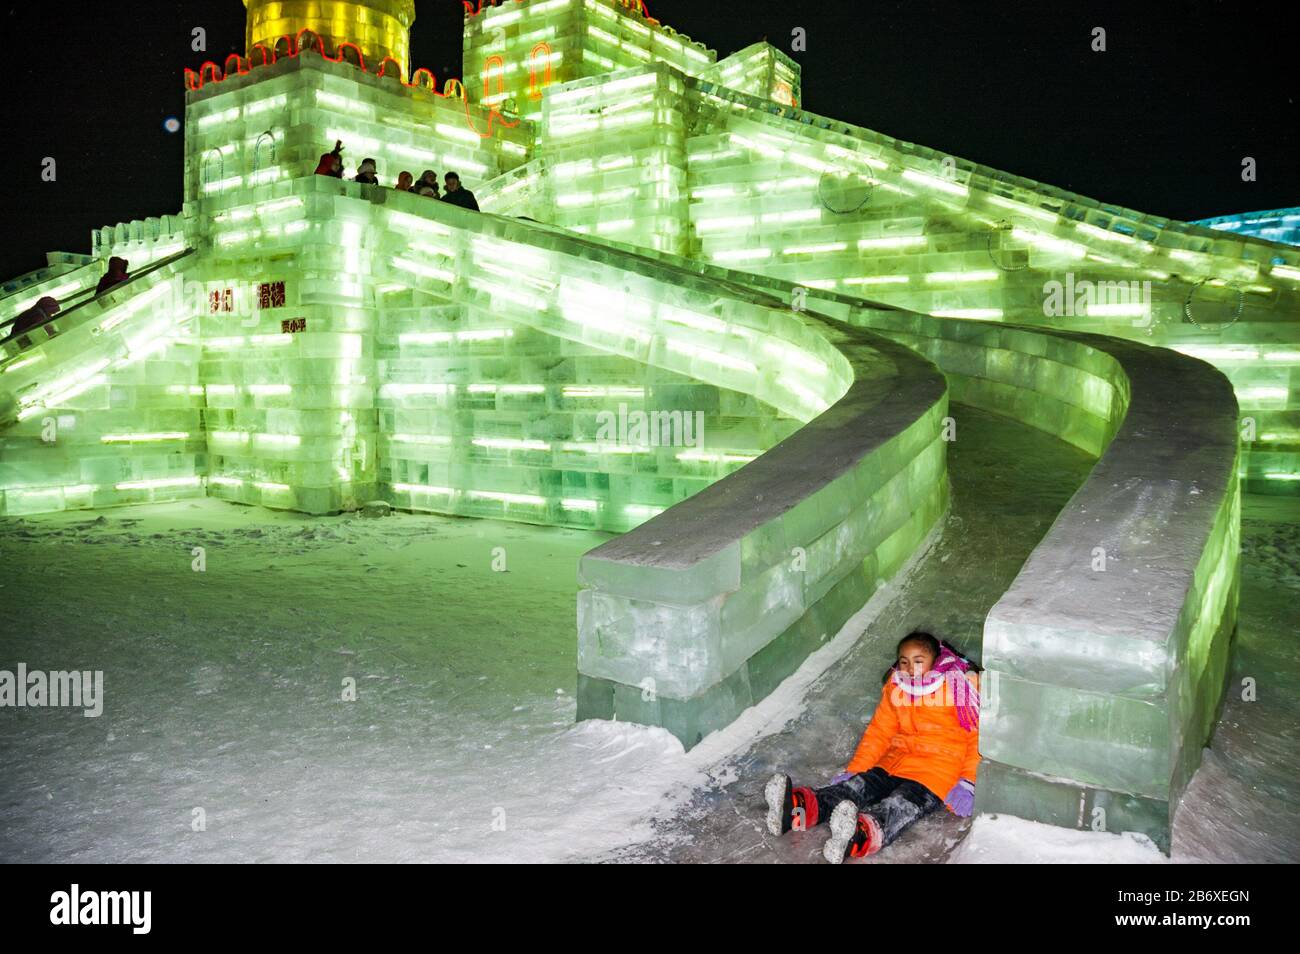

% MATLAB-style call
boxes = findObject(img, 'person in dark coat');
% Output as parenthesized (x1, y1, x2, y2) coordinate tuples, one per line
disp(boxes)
(440, 172, 479, 211)
(4, 296, 60, 340)
(95, 257, 129, 295)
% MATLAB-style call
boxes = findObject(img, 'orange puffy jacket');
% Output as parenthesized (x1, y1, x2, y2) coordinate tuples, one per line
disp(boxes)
(844, 672, 980, 808)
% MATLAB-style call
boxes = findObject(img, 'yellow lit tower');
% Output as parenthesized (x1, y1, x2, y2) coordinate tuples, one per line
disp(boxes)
(243, 0, 417, 80)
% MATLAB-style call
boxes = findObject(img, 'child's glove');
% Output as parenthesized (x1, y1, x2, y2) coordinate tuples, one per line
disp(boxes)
(829, 772, 854, 785)
(944, 778, 975, 816)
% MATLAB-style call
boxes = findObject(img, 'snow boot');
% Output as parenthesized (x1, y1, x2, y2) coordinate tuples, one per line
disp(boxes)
(765, 773, 818, 835)
(823, 800, 882, 863)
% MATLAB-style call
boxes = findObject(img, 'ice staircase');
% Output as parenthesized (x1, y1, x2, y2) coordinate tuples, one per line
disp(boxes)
(1, 255, 101, 334)
(0, 249, 204, 513)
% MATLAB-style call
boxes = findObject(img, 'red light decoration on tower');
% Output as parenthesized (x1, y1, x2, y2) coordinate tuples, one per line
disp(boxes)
(482, 55, 506, 102)
(180, 27, 527, 140)
(336, 42, 367, 71)
(198, 61, 223, 85)
(528, 42, 553, 100)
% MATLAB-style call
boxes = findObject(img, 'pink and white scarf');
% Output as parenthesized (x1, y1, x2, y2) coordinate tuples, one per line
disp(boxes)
(890, 645, 980, 731)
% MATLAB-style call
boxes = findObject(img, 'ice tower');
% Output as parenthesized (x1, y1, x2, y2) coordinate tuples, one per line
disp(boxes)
(2, 0, 1295, 852)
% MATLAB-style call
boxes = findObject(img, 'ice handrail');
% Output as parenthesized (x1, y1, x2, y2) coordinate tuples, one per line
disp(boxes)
(0, 248, 195, 352)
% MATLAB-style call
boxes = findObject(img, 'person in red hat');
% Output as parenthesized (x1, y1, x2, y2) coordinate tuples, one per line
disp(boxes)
(94, 257, 130, 295)
(314, 139, 344, 178)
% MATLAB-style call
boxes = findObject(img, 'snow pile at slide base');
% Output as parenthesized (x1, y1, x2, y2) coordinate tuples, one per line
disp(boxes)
(951, 816, 1165, 864)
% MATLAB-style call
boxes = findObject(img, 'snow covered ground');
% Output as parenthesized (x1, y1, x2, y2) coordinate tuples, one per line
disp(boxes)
(1, 406, 1296, 863)
(0, 500, 669, 862)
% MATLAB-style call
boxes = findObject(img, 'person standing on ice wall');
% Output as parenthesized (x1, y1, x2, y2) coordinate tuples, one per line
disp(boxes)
(353, 158, 380, 185)
(314, 140, 344, 177)
(413, 170, 440, 197)
(764, 631, 981, 863)
(439, 172, 478, 211)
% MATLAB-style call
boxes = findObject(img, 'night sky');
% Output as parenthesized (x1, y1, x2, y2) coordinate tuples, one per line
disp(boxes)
(1, 0, 1295, 279)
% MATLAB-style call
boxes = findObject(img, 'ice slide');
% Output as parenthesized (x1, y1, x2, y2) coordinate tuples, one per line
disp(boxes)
(564, 227, 1240, 851)
(493, 202, 1240, 851)
(1, 256, 102, 335)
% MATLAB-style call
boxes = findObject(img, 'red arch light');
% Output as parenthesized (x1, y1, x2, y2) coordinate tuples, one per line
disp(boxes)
(528, 42, 553, 101)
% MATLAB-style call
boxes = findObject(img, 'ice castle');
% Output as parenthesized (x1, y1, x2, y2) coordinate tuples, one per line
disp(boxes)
(2, 0, 1296, 852)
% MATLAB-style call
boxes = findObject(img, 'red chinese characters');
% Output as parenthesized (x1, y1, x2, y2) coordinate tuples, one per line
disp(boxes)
(258, 281, 287, 309)
(209, 288, 234, 313)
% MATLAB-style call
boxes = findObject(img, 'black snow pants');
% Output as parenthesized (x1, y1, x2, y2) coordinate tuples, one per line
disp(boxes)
(811, 767, 943, 849)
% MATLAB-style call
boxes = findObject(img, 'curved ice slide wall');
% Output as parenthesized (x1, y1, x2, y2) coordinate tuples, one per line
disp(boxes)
(574, 240, 1240, 850)
(573, 317, 948, 748)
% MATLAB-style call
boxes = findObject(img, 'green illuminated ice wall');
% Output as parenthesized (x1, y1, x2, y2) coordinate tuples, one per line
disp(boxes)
(0, 0, 1286, 850)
